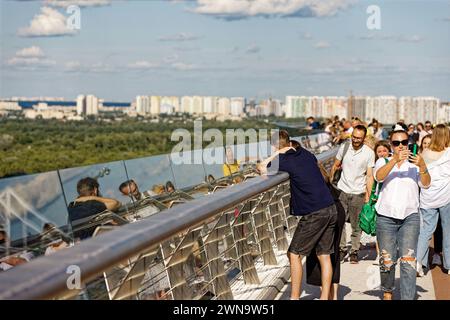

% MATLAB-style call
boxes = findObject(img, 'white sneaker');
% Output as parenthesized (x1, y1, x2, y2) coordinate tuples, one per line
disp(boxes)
(431, 253, 442, 266)
(416, 264, 424, 277)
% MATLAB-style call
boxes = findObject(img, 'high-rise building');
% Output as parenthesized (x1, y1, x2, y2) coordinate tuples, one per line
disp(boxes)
(203, 96, 218, 114)
(399, 97, 440, 124)
(365, 96, 397, 124)
(86, 94, 99, 115)
(181, 96, 193, 114)
(150, 96, 161, 115)
(160, 96, 179, 114)
(439, 102, 450, 123)
(136, 95, 150, 115)
(76, 94, 86, 115)
(230, 97, 245, 116)
(310, 96, 325, 118)
(323, 96, 347, 119)
(217, 97, 231, 115)
(285, 96, 311, 118)
(348, 96, 367, 120)
(192, 96, 204, 114)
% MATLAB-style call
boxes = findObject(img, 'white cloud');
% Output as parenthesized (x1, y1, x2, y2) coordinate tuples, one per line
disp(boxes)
(189, 0, 355, 20)
(171, 62, 196, 71)
(63, 60, 82, 72)
(6, 57, 55, 69)
(314, 41, 330, 48)
(16, 46, 45, 58)
(158, 32, 200, 42)
(246, 44, 260, 54)
(44, 0, 111, 8)
(18, 6, 77, 37)
(62, 61, 117, 73)
(127, 61, 160, 70)
(359, 34, 425, 43)
(6, 46, 55, 70)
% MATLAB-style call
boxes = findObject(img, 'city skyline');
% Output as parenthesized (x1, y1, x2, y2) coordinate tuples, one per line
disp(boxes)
(1, 0, 449, 101)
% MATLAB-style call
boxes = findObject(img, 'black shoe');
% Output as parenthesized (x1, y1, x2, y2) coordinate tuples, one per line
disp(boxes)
(350, 252, 359, 264)
(340, 250, 347, 262)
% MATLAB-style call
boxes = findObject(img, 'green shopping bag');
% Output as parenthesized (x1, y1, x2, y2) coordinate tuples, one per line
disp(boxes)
(359, 159, 387, 236)
(358, 190, 378, 236)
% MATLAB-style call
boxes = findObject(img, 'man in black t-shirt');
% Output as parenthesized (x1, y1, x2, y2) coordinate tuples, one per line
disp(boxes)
(68, 177, 121, 240)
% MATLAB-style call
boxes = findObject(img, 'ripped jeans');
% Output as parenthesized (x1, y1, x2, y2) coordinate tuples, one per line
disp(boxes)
(376, 213, 420, 300)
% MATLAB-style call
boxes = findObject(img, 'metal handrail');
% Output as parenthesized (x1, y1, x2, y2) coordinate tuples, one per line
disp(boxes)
(0, 147, 338, 300)
(0, 172, 290, 300)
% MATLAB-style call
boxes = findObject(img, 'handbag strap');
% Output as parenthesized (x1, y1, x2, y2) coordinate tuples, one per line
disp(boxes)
(369, 157, 389, 203)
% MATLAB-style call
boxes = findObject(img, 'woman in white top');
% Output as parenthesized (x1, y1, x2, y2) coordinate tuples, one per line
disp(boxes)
(416, 124, 450, 275)
(373, 129, 431, 300)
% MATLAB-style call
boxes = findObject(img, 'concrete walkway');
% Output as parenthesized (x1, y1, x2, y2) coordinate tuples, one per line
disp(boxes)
(275, 223, 436, 300)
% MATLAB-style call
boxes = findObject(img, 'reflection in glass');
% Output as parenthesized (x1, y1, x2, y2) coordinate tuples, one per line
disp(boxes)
(0, 171, 70, 254)
(122, 155, 175, 218)
(203, 146, 225, 180)
(170, 149, 206, 190)
(124, 155, 174, 198)
(59, 161, 130, 206)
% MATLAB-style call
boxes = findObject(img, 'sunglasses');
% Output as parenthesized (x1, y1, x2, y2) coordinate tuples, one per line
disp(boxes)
(392, 139, 409, 147)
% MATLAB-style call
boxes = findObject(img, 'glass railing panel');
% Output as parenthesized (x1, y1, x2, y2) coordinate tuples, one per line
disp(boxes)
(202, 146, 226, 185)
(123, 154, 175, 218)
(0, 171, 71, 260)
(170, 149, 207, 191)
(59, 161, 130, 239)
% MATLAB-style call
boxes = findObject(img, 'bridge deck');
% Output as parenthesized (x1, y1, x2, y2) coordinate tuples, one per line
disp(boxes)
(234, 223, 436, 300)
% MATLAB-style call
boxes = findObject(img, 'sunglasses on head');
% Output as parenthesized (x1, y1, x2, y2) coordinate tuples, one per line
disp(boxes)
(392, 139, 409, 147)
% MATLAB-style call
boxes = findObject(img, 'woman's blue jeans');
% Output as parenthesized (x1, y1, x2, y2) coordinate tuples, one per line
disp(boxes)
(417, 201, 450, 270)
(377, 213, 420, 300)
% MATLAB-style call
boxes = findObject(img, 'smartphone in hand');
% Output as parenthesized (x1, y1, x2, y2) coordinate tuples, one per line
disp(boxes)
(408, 143, 418, 162)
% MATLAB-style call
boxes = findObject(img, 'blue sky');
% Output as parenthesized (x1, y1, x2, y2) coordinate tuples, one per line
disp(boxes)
(1, 0, 449, 101)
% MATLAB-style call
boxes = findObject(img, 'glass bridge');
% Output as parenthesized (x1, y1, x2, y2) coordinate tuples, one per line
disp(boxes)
(0, 133, 345, 300)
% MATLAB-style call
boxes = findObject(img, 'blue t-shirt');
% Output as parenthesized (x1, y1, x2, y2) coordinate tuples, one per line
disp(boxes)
(270, 148, 334, 216)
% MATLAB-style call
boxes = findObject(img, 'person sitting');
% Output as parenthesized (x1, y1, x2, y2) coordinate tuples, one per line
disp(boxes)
(40, 223, 72, 256)
(165, 181, 175, 193)
(119, 179, 154, 201)
(68, 177, 121, 240)
(119, 180, 160, 219)
(0, 228, 34, 271)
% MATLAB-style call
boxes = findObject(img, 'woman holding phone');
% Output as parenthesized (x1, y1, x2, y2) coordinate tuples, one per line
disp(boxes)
(373, 129, 431, 300)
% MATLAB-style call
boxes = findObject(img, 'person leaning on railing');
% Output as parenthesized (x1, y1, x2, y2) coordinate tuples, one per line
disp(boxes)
(373, 128, 431, 300)
(257, 130, 337, 300)
(68, 177, 121, 240)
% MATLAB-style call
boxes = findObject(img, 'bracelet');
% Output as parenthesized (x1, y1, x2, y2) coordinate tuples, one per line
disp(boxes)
(419, 168, 428, 174)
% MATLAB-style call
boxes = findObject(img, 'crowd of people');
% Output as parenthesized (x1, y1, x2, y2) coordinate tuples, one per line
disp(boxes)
(258, 118, 449, 300)
(1, 117, 448, 301)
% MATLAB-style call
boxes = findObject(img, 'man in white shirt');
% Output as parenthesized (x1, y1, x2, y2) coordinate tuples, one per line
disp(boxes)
(331, 125, 375, 264)
(373, 129, 430, 300)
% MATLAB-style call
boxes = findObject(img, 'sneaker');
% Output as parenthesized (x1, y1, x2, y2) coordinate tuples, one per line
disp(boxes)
(339, 250, 347, 263)
(416, 264, 424, 277)
(350, 252, 359, 264)
(431, 253, 442, 266)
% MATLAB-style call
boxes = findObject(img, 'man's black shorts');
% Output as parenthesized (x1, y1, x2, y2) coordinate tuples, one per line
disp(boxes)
(288, 204, 337, 256)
